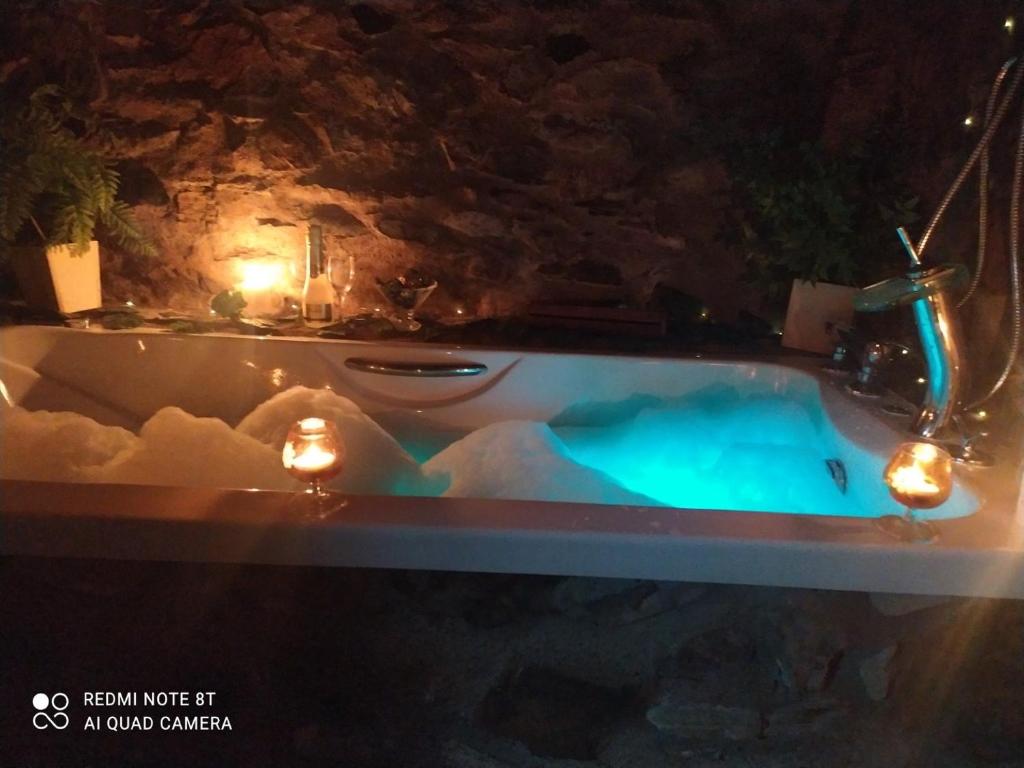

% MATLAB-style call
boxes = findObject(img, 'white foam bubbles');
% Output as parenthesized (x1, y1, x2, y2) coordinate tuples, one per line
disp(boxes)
(90, 407, 291, 490)
(236, 386, 424, 495)
(424, 420, 657, 505)
(1, 383, 851, 513)
(0, 406, 138, 483)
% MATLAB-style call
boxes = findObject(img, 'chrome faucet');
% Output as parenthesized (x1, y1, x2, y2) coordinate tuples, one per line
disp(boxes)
(855, 228, 969, 439)
(844, 341, 916, 399)
(852, 56, 1024, 465)
(846, 341, 888, 398)
(905, 267, 969, 438)
(821, 323, 856, 373)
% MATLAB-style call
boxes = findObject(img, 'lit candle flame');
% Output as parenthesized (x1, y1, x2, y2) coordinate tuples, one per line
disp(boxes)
(883, 441, 953, 510)
(283, 441, 339, 473)
(282, 417, 344, 485)
(236, 260, 286, 292)
(887, 464, 940, 498)
(235, 259, 289, 316)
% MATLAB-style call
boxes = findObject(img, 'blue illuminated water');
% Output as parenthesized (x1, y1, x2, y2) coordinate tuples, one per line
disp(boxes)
(548, 385, 854, 515)
(386, 384, 857, 515)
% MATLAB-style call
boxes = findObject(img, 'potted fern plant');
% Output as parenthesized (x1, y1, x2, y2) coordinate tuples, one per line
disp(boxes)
(0, 85, 155, 313)
(730, 131, 917, 353)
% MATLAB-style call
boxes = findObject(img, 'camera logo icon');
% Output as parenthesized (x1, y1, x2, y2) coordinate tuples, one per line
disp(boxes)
(32, 693, 70, 730)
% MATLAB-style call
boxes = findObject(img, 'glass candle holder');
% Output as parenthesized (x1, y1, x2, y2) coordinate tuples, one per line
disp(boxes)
(879, 441, 953, 542)
(376, 275, 437, 332)
(282, 417, 347, 517)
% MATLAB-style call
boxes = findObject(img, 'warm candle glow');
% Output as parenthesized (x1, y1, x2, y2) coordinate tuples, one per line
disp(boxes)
(234, 259, 290, 316)
(282, 417, 344, 485)
(883, 441, 953, 509)
(284, 441, 337, 471)
(888, 464, 940, 496)
(237, 259, 286, 292)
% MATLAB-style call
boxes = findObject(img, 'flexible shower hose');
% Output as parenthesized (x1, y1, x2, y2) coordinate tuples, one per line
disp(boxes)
(958, 57, 1017, 307)
(913, 55, 1024, 409)
(968, 101, 1023, 409)
(916, 58, 1022, 257)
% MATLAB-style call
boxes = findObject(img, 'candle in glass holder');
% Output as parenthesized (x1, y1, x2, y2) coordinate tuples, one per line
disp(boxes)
(236, 259, 287, 317)
(883, 441, 953, 509)
(282, 418, 344, 487)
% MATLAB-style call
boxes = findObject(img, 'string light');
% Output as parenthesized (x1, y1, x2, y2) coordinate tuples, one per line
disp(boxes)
(1005, 16, 1015, 34)
(963, 114, 976, 128)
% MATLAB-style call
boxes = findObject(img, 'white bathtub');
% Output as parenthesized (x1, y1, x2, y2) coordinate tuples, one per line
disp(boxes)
(2, 325, 1022, 596)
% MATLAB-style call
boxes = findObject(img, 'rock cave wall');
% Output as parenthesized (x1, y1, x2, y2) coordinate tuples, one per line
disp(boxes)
(0, 0, 1016, 321)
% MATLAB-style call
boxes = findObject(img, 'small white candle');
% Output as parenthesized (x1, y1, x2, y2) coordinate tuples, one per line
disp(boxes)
(282, 417, 345, 485)
(236, 260, 287, 317)
(888, 464, 940, 498)
(288, 442, 338, 473)
(883, 441, 953, 510)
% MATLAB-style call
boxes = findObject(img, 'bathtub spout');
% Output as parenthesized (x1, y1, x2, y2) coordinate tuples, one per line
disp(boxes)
(843, 340, 917, 399)
(908, 274, 967, 438)
(855, 261, 968, 440)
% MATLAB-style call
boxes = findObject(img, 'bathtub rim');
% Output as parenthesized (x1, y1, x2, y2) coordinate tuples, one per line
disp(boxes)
(2, 323, 1021, 594)
(0, 320, 840, 363)
(1, 323, 997, 520)
(2, 477, 1023, 598)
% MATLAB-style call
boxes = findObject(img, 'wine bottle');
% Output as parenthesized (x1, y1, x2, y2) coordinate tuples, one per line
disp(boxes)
(302, 224, 334, 324)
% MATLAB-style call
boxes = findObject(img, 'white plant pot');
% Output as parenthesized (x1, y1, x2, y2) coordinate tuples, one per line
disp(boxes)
(781, 278, 858, 354)
(11, 240, 102, 314)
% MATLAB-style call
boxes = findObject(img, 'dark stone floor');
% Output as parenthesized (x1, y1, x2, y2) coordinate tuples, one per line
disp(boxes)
(2, 557, 1023, 768)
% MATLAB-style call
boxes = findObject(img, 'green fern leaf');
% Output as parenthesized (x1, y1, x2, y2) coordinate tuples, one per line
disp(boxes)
(100, 201, 157, 258)
(1, 84, 156, 258)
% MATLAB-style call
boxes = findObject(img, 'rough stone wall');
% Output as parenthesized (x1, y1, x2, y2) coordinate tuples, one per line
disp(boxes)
(0, 1, 1014, 320)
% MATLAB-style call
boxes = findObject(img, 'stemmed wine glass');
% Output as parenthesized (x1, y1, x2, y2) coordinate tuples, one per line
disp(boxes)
(330, 249, 355, 319)
(878, 441, 953, 542)
(281, 417, 347, 518)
